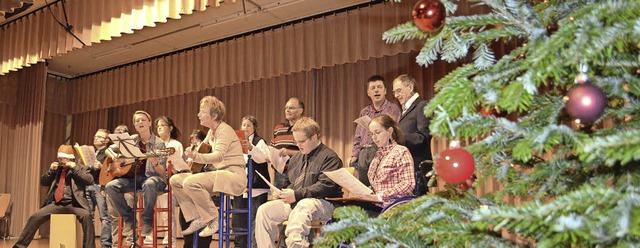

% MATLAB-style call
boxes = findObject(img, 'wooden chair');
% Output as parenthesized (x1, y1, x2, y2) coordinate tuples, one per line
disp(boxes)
(117, 161, 174, 248)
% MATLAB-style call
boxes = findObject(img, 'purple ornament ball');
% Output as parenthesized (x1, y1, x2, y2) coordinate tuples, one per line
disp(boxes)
(565, 83, 606, 122)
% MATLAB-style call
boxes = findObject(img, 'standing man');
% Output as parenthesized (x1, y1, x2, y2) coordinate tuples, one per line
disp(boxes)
(392, 74, 432, 196)
(13, 145, 95, 248)
(255, 117, 343, 248)
(349, 75, 401, 186)
(105, 111, 167, 241)
(270, 97, 304, 188)
(86, 129, 112, 248)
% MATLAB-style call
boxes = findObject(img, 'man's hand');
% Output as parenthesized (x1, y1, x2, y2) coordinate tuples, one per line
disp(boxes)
(66, 161, 76, 168)
(278, 188, 296, 204)
(93, 160, 102, 169)
(149, 157, 159, 166)
(279, 148, 289, 157)
(50, 162, 59, 171)
(348, 156, 358, 166)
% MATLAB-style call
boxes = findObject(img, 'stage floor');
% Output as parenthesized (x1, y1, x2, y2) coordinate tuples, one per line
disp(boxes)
(0, 237, 237, 247)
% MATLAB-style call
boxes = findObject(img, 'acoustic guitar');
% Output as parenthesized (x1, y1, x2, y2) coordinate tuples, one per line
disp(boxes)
(99, 147, 175, 186)
(189, 142, 212, 174)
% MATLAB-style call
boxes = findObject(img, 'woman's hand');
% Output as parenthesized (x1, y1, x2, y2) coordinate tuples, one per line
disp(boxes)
(241, 140, 252, 151)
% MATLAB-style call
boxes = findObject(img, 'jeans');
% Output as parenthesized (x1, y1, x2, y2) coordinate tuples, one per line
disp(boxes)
(86, 184, 112, 247)
(105, 176, 166, 226)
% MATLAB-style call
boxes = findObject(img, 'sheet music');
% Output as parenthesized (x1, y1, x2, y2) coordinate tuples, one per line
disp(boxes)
(268, 146, 289, 174)
(74, 143, 98, 168)
(354, 115, 372, 130)
(255, 170, 281, 194)
(247, 147, 267, 163)
(323, 168, 373, 195)
(107, 133, 145, 158)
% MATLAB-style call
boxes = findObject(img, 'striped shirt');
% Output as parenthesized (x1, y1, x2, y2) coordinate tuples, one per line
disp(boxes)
(270, 121, 299, 151)
(368, 142, 415, 208)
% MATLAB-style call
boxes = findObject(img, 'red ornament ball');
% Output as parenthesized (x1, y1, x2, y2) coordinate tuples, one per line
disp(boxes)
(435, 147, 475, 184)
(565, 82, 606, 123)
(412, 0, 446, 32)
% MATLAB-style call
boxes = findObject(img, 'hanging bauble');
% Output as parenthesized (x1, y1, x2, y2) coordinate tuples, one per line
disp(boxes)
(412, 0, 446, 32)
(565, 73, 606, 123)
(435, 143, 475, 184)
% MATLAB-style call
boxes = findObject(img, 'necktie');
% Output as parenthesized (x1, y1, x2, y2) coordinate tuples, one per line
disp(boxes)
(292, 157, 308, 189)
(55, 167, 68, 203)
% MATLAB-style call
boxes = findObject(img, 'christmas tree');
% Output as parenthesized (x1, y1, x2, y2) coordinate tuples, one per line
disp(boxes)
(317, 0, 639, 247)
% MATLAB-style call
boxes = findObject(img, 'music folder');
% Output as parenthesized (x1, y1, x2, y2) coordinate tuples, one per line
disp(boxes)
(107, 133, 145, 159)
(323, 168, 382, 203)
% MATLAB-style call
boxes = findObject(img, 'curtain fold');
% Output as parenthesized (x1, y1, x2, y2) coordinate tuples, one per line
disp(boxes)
(0, 63, 47, 236)
(68, 1, 425, 114)
(0, 0, 219, 75)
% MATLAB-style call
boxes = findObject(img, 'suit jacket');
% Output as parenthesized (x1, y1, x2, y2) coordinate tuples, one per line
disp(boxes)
(399, 97, 432, 168)
(41, 164, 94, 210)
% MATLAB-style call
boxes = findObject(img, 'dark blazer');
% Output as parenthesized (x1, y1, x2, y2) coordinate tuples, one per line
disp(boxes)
(399, 97, 432, 168)
(41, 164, 94, 210)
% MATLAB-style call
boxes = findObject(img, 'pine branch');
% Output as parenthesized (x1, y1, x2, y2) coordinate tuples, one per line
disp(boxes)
(446, 14, 511, 31)
(580, 129, 640, 165)
(473, 43, 496, 69)
(382, 21, 429, 44)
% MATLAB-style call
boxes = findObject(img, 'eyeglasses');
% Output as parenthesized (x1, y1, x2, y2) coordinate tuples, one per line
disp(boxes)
(284, 106, 300, 111)
(392, 88, 405, 96)
(94, 135, 108, 139)
(368, 130, 386, 137)
(294, 137, 309, 145)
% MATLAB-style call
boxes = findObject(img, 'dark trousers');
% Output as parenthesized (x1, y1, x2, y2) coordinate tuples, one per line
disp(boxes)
(357, 145, 378, 186)
(13, 202, 95, 248)
(232, 192, 269, 248)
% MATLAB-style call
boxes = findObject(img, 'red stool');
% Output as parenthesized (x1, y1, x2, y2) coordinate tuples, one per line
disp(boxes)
(117, 161, 174, 248)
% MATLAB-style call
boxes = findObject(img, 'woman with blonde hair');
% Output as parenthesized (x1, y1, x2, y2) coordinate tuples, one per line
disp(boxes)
(170, 96, 247, 237)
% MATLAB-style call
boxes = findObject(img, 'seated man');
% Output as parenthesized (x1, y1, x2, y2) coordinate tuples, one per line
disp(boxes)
(255, 117, 343, 248)
(13, 145, 95, 248)
(105, 111, 167, 240)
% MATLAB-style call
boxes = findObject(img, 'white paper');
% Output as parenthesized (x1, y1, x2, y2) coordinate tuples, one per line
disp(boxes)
(74, 143, 98, 168)
(107, 133, 145, 158)
(247, 143, 269, 163)
(268, 146, 289, 174)
(323, 168, 373, 195)
(255, 170, 281, 194)
(354, 115, 372, 130)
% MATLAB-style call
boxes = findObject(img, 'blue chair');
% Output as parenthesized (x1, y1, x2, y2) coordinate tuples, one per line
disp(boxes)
(218, 156, 254, 247)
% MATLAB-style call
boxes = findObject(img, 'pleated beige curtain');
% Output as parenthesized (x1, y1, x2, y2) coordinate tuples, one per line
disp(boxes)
(0, 0, 214, 75)
(71, 52, 438, 163)
(68, 0, 425, 114)
(0, 63, 47, 236)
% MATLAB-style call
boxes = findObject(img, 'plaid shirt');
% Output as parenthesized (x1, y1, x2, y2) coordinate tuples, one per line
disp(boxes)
(368, 142, 415, 207)
(352, 100, 401, 158)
